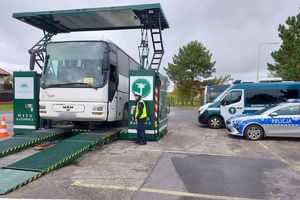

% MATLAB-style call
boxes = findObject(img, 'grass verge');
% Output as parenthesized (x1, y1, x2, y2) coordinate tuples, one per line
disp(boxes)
(0, 103, 13, 112)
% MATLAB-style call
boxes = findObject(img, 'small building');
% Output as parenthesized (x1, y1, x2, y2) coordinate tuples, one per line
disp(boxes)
(0, 67, 11, 90)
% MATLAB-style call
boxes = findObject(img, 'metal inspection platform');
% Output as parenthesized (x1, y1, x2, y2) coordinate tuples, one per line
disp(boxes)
(0, 129, 120, 194)
(13, 3, 169, 70)
(0, 129, 72, 158)
(1, 2, 170, 195)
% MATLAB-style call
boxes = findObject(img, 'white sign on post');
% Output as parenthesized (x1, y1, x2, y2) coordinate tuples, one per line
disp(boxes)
(14, 77, 34, 99)
(130, 76, 153, 101)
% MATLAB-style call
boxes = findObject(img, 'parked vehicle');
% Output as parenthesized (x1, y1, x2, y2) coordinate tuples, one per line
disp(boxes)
(198, 81, 300, 129)
(39, 41, 139, 124)
(226, 100, 300, 140)
(204, 84, 230, 104)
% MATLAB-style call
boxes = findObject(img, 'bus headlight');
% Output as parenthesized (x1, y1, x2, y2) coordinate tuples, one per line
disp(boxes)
(40, 105, 46, 109)
(39, 105, 47, 113)
(93, 106, 103, 111)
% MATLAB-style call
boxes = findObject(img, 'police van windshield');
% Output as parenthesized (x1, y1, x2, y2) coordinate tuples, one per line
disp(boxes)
(213, 86, 233, 103)
(41, 41, 107, 88)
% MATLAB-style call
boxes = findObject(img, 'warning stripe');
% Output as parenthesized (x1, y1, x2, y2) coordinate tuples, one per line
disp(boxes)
(154, 86, 159, 119)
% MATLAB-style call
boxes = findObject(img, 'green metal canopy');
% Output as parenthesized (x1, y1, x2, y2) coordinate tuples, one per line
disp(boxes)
(13, 3, 169, 34)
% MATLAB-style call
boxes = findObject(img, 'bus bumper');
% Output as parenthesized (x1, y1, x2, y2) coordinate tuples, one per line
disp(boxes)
(39, 101, 108, 121)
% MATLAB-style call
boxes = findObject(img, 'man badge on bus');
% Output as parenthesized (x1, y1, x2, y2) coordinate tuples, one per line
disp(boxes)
(134, 91, 147, 145)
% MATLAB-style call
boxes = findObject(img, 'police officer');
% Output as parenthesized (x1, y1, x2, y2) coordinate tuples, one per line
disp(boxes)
(134, 91, 147, 145)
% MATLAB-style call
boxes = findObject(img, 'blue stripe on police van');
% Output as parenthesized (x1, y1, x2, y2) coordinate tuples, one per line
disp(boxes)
(207, 107, 263, 111)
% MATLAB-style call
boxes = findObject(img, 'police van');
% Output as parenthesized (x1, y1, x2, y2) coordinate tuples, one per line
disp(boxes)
(198, 81, 300, 129)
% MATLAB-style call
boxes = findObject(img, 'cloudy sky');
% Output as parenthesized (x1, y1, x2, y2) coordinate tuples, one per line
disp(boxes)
(0, 0, 299, 86)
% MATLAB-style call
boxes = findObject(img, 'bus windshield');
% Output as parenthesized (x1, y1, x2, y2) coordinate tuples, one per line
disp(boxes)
(41, 42, 107, 88)
(213, 86, 233, 103)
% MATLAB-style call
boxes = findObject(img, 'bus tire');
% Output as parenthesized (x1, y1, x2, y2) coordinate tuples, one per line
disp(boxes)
(244, 124, 264, 140)
(208, 116, 223, 129)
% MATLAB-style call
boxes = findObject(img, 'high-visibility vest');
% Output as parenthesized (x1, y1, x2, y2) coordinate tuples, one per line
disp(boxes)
(135, 99, 147, 119)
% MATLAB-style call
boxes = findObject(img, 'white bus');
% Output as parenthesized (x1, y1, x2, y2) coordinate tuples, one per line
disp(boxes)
(39, 40, 139, 126)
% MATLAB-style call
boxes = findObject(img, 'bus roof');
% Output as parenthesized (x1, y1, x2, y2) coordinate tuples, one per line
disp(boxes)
(13, 3, 169, 34)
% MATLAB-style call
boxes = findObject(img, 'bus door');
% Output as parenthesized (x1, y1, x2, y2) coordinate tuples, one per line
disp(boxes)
(220, 89, 244, 121)
(108, 64, 118, 120)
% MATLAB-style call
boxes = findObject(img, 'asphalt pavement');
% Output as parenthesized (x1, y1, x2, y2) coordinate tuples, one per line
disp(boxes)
(0, 108, 299, 200)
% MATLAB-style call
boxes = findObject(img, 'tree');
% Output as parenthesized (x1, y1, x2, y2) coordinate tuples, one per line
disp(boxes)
(4, 76, 12, 85)
(165, 41, 216, 102)
(205, 74, 233, 85)
(267, 12, 300, 80)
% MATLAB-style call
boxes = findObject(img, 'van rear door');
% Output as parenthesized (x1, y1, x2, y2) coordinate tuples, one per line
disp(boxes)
(220, 89, 244, 121)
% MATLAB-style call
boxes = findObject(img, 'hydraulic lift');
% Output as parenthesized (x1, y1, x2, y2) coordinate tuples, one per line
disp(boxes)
(0, 3, 169, 194)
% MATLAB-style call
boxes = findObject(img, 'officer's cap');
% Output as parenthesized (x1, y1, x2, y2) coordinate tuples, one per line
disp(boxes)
(134, 92, 142, 97)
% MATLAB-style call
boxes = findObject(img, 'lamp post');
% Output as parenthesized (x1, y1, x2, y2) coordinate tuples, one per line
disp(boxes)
(257, 42, 280, 82)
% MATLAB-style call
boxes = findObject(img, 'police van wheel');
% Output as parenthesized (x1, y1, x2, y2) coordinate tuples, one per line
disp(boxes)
(244, 124, 264, 140)
(208, 116, 223, 129)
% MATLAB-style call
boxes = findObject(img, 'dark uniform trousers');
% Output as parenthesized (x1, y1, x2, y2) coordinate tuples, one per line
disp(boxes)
(137, 118, 146, 144)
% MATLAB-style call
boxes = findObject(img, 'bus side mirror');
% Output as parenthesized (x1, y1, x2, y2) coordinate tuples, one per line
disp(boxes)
(29, 52, 36, 71)
(269, 112, 278, 117)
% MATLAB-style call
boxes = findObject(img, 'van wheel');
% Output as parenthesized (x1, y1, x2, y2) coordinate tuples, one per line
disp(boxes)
(244, 124, 264, 140)
(208, 116, 223, 129)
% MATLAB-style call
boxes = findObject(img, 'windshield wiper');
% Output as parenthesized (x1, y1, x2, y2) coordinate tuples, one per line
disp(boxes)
(42, 82, 98, 89)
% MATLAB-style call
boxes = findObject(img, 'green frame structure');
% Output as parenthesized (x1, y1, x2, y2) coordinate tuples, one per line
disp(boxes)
(13, 3, 169, 70)
(120, 70, 169, 141)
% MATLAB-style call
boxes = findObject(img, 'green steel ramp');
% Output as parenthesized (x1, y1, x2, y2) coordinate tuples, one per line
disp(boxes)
(0, 130, 119, 194)
(0, 129, 72, 158)
(0, 169, 40, 194)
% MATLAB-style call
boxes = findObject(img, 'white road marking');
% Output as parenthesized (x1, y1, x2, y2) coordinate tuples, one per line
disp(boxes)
(72, 181, 262, 200)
